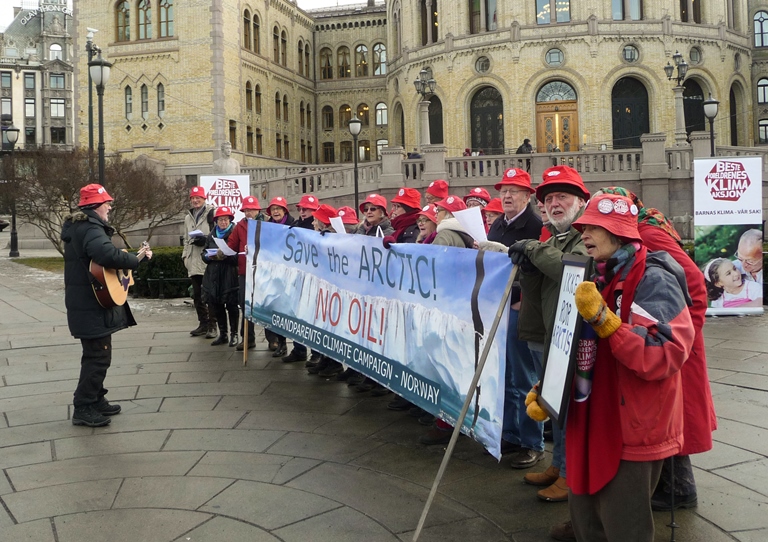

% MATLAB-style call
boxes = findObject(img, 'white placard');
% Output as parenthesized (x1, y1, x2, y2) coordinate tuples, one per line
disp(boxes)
(200, 174, 251, 223)
(330, 216, 347, 234)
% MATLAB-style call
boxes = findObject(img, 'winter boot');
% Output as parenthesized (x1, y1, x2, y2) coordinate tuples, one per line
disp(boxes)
(229, 333, 239, 347)
(190, 322, 207, 336)
(72, 405, 111, 427)
(205, 323, 218, 339)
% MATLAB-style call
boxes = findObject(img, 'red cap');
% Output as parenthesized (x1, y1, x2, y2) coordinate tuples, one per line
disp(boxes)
(391, 187, 422, 210)
(337, 206, 359, 224)
(297, 194, 320, 210)
(214, 206, 235, 219)
(417, 204, 438, 224)
(189, 186, 206, 199)
(268, 196, 289, 212)
(240, 196, 261, 211)
(312, 204, 338, 225)
(495, 168, 534, 192)
(359, 193, 388, 215)
(78, 184, 113, 207)
(536, 165, 590, 202)
(464, 187, 491, 205)
(482, 197, 504, 215)
(426, 179, 449, 199)
(572, 193, 641, 242)
(435, 195, 467, 214)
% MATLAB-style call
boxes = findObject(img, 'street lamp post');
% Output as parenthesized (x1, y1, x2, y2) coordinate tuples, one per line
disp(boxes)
(85, 28, 99, 181)
(4, 124, 20, 257)
(413, 68, 436, 149)
(89, 50, 112, 187)
(348, 115, 362, 212)
(663, 51, 689, 146)
(703, 93, 720, 158)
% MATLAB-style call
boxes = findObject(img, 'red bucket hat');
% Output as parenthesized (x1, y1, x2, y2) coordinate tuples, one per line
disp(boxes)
(214, 206, 235, 219)
(359, 194, 388, 215)
(189, 186, 206, 199)
(312, 204, 337, 225)
(435, 195, 467, 214)
(417, 204, 438, 224)
(426, 179, 449, 199)
(572, 193, 641, 242)
(536, 165, 590, 202)
(482, 197, 504, 215)
(337, 206, 359, 224)
(495, 168, 534, 193)
(268, 196, 289, 212)
(391, 187, 422, 210)
(78, 184, 113, 207)
(464, 187, 491, 205)
(240, 196, 261, 211)
(297, 194, 320, 210)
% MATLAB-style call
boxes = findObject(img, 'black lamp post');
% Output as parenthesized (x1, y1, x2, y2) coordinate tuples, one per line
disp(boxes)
(348, 115, 362, 212)
(663, 51, 689, 146)
(89, 51, 112, 186)
(413, 68, 436, 149)
(85, 29, 99, 181)
(4, 124, 20, 257)
(703, 93, 720, 158)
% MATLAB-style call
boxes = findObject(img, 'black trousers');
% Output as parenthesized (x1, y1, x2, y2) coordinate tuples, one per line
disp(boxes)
(190, 274, 215, 325)
(211, 301, 239, 337)
(73, 335, 112, 408)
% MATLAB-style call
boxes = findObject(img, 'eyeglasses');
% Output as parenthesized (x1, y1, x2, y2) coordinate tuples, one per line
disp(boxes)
(416, 218, 430, 224)
(735, 252, 762, 267)
(499, 189, 528, 196)
(363, 206, 380, 213)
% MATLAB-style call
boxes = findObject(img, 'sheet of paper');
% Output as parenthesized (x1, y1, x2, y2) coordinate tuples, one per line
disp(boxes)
(188, 229, 205, 237)
(453, 206, 488, 243)
(376, 225, 384, 237)
(330, 216, 347, 234)
(213, 237, 237, 256)
(205, 248, 219, 258)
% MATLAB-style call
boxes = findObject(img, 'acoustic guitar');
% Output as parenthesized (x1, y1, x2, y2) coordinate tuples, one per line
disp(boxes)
(90, 242, 151, 308)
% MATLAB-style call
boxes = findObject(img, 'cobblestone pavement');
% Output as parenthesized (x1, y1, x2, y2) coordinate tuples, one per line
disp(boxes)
(0, 245, 766, 541)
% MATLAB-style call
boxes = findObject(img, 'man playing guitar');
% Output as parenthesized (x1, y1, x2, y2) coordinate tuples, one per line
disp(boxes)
(61, 183, 153, 427)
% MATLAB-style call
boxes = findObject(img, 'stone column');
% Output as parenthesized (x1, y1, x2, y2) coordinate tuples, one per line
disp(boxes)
(689, 130, 713, 159)
(640, 133, 672, 216)
(419, 100, 431, 148)
(673, 85, 689, 146)
(421, 144, 447, 183)
(378, 146, 406, 189)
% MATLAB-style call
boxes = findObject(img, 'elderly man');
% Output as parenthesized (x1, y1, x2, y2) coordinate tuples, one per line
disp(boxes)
(734, 229, 763, 284)
(508, 165, 591, 511)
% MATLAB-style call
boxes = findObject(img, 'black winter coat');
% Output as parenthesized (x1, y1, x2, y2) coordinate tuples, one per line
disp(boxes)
(294, 215, 314, 230)
(61, 210, 139, 339)
(201, 227, 239, 305)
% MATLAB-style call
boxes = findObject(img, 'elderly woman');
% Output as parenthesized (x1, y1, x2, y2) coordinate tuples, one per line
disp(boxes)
(481, 197, 503, 232)
(337, 206, 360, 233)
(416, 204, 438, 243)
(356, 194, 394, 237)
(432, 196, 475, 248)
(383, 187, 422, 246)
(561, 193, 694, 542)
(265, 196, 294, 357)
(464, 187, 491, 208)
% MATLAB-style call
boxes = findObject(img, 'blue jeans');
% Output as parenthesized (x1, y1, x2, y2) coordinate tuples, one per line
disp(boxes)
(530, 348, 566, 477)
(502, 309, 544, 451)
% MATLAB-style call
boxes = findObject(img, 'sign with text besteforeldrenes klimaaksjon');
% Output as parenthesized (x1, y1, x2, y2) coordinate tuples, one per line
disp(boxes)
(244, 220, 510, 459)
(199, 175, 250, 223)
(693, 156, 763, 315)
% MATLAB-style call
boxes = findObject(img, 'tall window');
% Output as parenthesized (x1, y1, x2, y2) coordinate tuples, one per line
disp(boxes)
(306, 104, 312, 129)
(759, 119, 768, 144)
(51, 127, 66, 144)
(256, 128, 263, 154)
(138, 0, 152, 39)
(24, 73, 35, 90)
(340, 104, 352, 127)
(255, 85, 262, 113)
(301, 140, 306, 162)
(357, 103, 369, 126)
(276, 135, 282, 158)
(300, 102, 305, 127)
(229, 119, 237, 149)
(421, 0, 439, 44)
(681, 0, 701, 23)
(536, 0, 570, 24)
(376, 139, 388, 159)
(755, 11, 768, 47)
(160, 0, 174, 37)
(320, 48, 333, 79)
(0, 73, 10, 89)
(116, 0, 130, 41)
(375, 102, 388, 126)
(283, 95, 289, 122)
(358, 140, 371, 161)
(298, 41, 304, 74)
(50, 74, 65, 89)
(25, 98, 35, 118)
(323, 142, 335, 163)
(758, 78, 768, 104)
(247, 126, 253, 153)
(340, 141, 353, 162)
(0, 97, 10, 116)
(273, 27, 280, 62)
(253, 15, 260, 53)
(355, 45, 369, 76)
(338, 47, 351, 78)
(125, 86, 132, 118)
(612, 0, 642, 20)
(49, 44, 62, 60)
(284, 137, 289, 160)
(304, 45, 310, 77)
(50, 98, 65, 117)
(322, 106, 334, 130)
(275, 92, 281, 120)
(281, 31, 287, 66)
(157, 83, 165, 116)
(373, 43, 387, 75)
(244, 10, 251, 49)
(246, 82, 253, 111)
(141, 84, 148, 118)
(469, 0, 498, 33)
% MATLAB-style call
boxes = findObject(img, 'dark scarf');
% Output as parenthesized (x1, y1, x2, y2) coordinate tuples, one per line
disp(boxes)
(599, 186, 682, 245)
(420, 231, 437, 244)
(390, 211, 419, 241)
(595, 242, 640, 285)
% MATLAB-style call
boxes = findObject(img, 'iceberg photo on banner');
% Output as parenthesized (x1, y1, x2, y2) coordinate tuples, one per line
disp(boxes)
(244, 221, 510, 458)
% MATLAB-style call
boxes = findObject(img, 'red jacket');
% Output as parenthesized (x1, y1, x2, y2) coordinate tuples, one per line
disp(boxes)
(227, 218, 249, 276)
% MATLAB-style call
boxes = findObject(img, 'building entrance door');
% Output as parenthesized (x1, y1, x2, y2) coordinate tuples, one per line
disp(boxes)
(535, 101, 578, 153)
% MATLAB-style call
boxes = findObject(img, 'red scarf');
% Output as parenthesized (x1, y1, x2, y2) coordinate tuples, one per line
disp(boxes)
(390, 211, 419, 241)
(567, 247, 648, 495)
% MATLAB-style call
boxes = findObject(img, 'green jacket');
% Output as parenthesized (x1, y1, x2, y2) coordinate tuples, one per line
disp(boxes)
(518, 224, 589, 345)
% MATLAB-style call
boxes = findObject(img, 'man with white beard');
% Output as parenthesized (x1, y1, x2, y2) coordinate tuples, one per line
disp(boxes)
(507, 166, 591, 538)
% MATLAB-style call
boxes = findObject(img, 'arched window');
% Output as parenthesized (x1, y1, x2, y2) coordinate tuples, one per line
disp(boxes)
(611, 77, 649, 149)
(470, 86, 504, 154)
(253, 14, 260, 53)
(355, 45, 369, 76)
(470, 0, 499, 33)
(141, 84, 149, 118)
(157, 83, 165, 116)
(255, 84, 262, 113)
(283, 95, 289, 122)
(275, 92, 281, 120)
(304, 45, 310, 77)
(537, 0, 570, 24)
(320, 48, 333, 79)
(246, 82, 253, 111)
(49, 44, 62, 61)
(420, 0, 439, 45)
(247, 126, 253, 153)
(322, 106, 334, 130)
(273, 27, 280, 62)
(393, 7, 401, 56)
(680, 0, 701, 23)
(758, 78, 768, 104)
(338, 47, 351, 78)
(116, 0, 130, 42)
(357, 103, 369, 126)
(683, 79, 705, 133)
(124, 86, 132, 119)
(340, 104, 352, 126)
(256, 128, 263, 154)
(160, 0, 174, 37)
(300, 101, 305, 127)
(759, 119, 768, 144)
(138, 0, 152, 39)
(375, 102, 388, 126)
(243, 10, 251, 49)
(298, 41, 304, 74)
(373, 43, 387, 75)
(755, 11, 768, 47)
(281, 30, 287, 66)
(306, 104, 312, 129)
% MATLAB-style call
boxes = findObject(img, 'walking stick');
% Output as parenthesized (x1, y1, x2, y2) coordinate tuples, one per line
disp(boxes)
(413, 265, 518, 542)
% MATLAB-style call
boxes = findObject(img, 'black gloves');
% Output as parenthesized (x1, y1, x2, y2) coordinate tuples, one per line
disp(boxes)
(191, 237, 206, 247)
(508, 239, 537, 273)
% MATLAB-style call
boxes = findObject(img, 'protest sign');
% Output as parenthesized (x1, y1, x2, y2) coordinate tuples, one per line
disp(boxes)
(200, 175, 251, 223)
(244, 221, 510, 458)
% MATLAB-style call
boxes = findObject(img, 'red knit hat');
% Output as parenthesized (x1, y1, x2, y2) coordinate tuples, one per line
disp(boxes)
(240, 196, 261, 211)
(464, 187, 491, 205)
(214, 206, 235, 219)
(391, 187, 422, 210)
(572, 193, 641, 242)
(297, 194, 320, 210)
(312, 204, 338, 225)
(268, 196, 289, 212)
(359, 193, 388, 215)
(436, 195, 467, 214)
(482, 197, 504, 215)
(78, 184, 113, 207)
(536, 165, 590, 202)
(417, 204, 438, 224)
(189, 186, 206, 199)
(495, 168, 534, 193)
(426, 179, 449, 199)
(337, 206, 359, 224)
